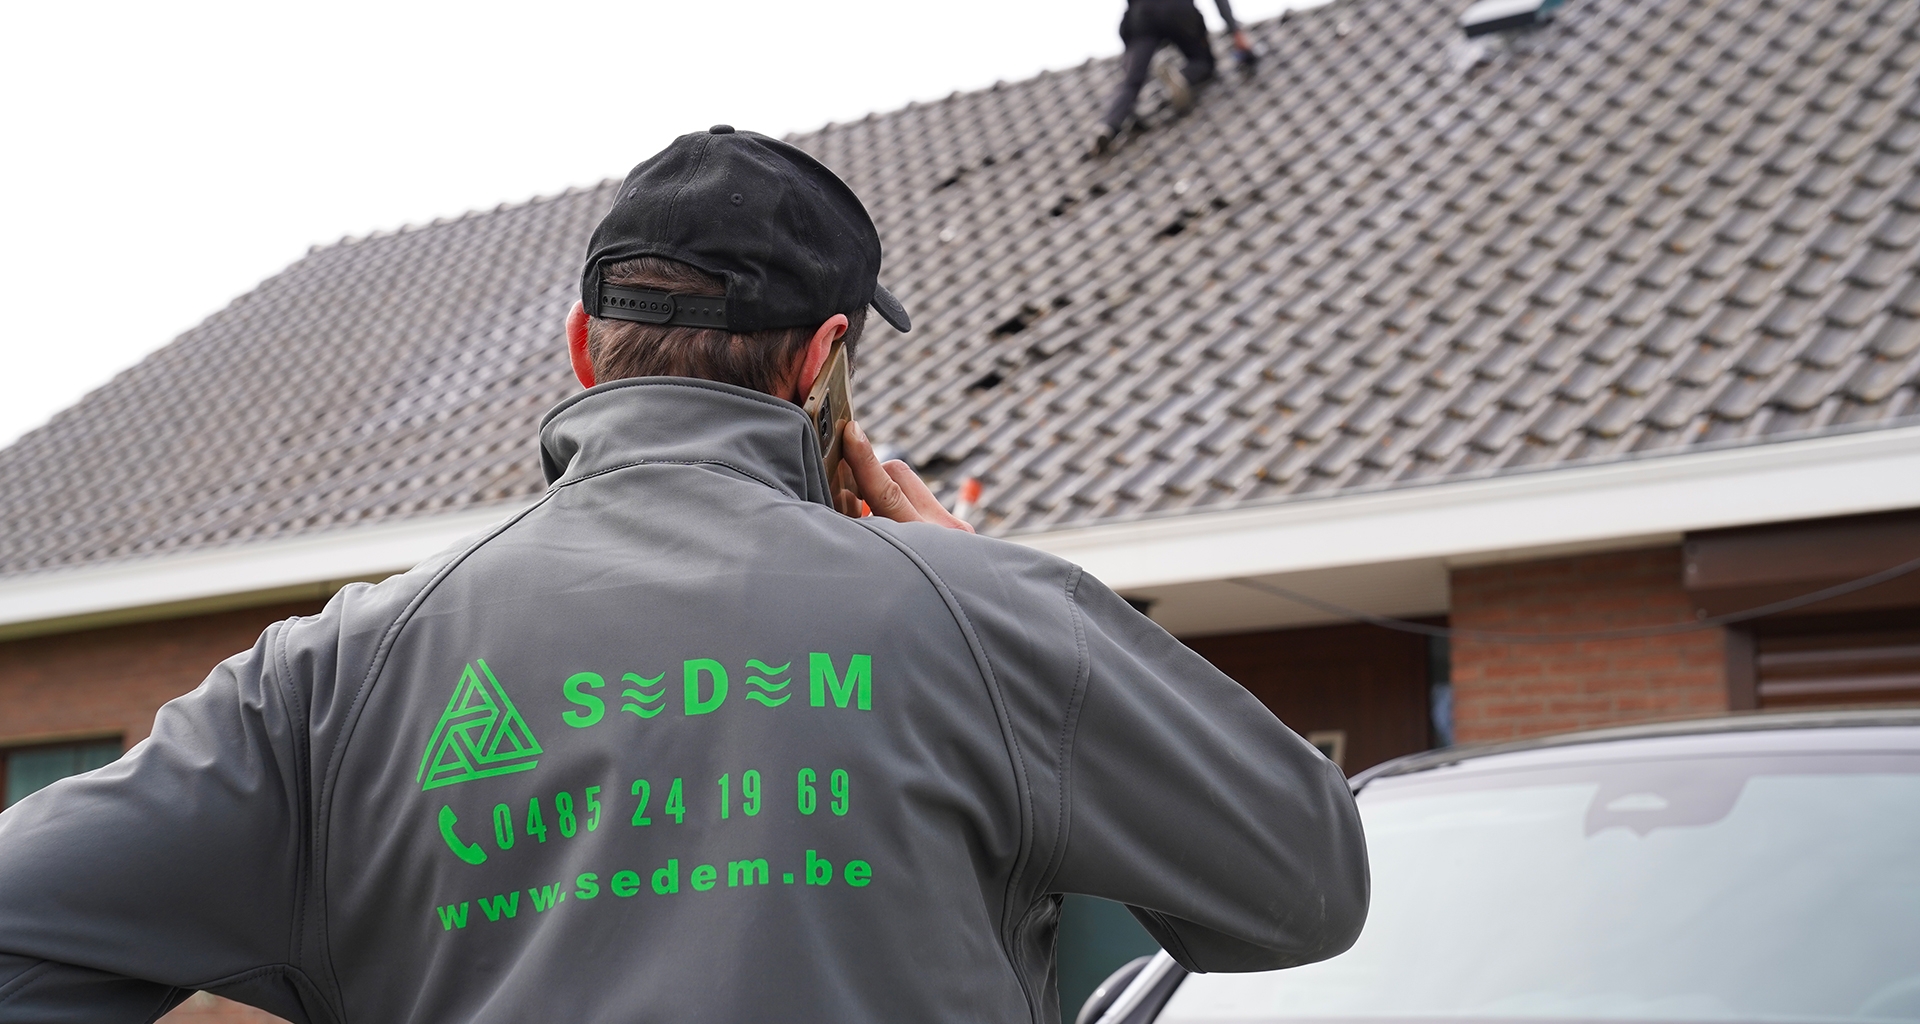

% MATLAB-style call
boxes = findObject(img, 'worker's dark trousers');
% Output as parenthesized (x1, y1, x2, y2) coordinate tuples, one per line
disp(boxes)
(1100, 0, 1217, 131)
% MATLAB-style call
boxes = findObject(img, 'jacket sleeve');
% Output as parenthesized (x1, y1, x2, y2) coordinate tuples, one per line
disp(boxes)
(1048, 573, 1369, 973)
(0, 954, 188, 1022)
(0, 622, 322, 1023)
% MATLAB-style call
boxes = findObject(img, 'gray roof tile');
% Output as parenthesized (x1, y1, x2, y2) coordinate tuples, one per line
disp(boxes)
(1844, 351, 1918, 402)
(4, 0, 1920, 575)
(1872, 312, 1920, 357)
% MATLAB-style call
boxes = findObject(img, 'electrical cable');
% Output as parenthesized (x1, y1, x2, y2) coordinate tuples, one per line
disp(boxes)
(1228, 550, 1920, 644)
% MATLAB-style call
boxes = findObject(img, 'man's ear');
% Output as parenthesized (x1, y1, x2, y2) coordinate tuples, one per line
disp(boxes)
(791, 314, 849, 402)
(566, 301, 596, 390)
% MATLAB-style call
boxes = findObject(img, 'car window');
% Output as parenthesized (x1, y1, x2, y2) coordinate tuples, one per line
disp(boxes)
(1160, 751, 1920, 1024)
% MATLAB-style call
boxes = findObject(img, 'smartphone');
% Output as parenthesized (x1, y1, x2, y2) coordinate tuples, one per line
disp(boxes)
(800, 341, 855, 505)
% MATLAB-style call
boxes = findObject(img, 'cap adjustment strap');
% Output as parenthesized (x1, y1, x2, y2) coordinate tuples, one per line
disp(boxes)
(598, 284, 729, 329)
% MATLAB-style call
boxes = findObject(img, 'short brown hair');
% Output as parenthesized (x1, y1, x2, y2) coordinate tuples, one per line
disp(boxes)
(586, 257, 866, 395)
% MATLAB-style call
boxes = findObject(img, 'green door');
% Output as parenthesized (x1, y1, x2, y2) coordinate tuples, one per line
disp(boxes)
(1057, 895, 1159, 1022)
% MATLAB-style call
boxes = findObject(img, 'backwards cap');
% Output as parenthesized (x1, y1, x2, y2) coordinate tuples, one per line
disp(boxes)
(580, 125, 909, 334)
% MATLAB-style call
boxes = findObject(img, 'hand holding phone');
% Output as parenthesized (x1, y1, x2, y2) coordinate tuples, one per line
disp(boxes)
(803, 343, 973, 530)
(838, 420, 976, 532)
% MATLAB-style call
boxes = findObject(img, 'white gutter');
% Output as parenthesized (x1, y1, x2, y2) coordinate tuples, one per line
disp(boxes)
(2, 424, 1919, 638)
(1019, 424, 1920, 592)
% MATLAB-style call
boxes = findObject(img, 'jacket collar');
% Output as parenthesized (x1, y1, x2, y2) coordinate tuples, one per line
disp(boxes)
(538, 377, 832, 506)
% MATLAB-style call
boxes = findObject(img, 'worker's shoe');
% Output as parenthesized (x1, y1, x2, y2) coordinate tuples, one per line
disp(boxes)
(1088, 123, 1117, 157)
(1157, 64, 1194, 113)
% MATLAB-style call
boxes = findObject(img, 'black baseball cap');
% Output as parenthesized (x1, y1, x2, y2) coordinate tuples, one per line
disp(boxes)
(580, 125, 910, 334)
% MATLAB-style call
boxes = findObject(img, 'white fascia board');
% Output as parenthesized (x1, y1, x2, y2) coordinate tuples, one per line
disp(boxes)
(1015, 425, 1920, 592)
(0, 503, 536, 634)
(5, 424, 1920, 637)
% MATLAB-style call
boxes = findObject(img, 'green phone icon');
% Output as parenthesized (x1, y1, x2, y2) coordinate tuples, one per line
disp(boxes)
(438, 805, 487, 866)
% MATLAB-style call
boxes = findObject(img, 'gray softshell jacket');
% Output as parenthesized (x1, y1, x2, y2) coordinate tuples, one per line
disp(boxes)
(0, 379, 1368, 1023)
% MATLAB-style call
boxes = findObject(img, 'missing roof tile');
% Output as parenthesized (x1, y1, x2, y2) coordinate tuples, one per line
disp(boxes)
(1157, 210, 1200, 239)
(992, 304, 1048, 338)
(969, 370, 1007, 392)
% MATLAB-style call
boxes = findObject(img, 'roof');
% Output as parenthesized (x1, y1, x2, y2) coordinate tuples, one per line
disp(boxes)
(2, 0, 1918, 581)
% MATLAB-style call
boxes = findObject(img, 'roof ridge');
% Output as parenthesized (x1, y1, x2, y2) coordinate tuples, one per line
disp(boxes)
(784, 4, 1323, 148)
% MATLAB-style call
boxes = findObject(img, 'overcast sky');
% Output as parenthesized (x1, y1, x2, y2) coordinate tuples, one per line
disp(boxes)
(0, 0, 1318, 449)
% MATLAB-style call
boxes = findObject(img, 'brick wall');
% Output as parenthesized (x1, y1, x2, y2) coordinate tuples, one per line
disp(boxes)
(1, 601, 321, 1024)
(0, 600, 322, 749)
(1450, 546, 1729, 743)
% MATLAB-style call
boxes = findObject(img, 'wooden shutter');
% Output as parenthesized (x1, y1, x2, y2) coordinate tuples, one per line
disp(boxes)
(1756, 623, 1920, 709)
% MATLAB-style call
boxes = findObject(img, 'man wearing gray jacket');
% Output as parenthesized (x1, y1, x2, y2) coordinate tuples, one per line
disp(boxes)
(0, 126, 1366, 1023)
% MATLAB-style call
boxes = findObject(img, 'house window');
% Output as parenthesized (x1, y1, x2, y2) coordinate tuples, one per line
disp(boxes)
(2, 739, 123, 809)
(1307, 730, 1349, 771)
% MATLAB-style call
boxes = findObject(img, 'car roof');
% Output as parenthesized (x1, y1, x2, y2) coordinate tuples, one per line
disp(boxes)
(1351, 708, 1920, 790)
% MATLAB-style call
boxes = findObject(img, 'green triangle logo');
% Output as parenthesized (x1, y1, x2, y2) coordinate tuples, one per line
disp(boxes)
(417, 659, 541, 791)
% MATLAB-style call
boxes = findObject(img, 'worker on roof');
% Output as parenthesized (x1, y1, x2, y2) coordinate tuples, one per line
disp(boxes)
(0, 126, 1366, 1023)
(1093, 0, 1256, 156)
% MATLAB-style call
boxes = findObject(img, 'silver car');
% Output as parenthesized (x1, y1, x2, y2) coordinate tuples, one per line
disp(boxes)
(1082, 710, 1920, 1024)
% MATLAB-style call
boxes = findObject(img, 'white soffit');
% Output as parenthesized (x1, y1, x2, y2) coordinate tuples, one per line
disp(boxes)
(2, 424, 1919, 637)
(1138, 559, 1454, 637)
